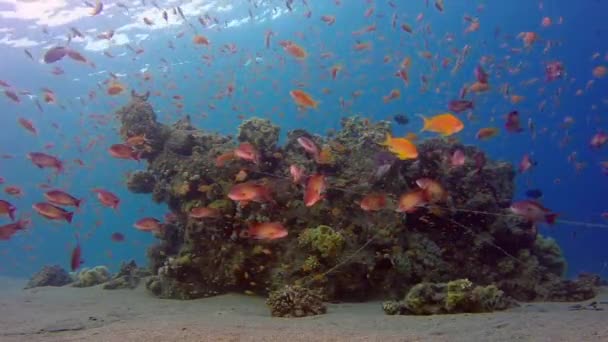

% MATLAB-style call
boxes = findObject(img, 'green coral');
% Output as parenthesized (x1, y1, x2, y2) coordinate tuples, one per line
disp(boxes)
(72, 266, 111, 288)
(445, 279, 474, 311)
(302, 255, 321, 273)
(298, 225, 345, 259)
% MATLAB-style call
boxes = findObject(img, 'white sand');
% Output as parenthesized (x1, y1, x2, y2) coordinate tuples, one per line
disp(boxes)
(0, 276, 607, 342)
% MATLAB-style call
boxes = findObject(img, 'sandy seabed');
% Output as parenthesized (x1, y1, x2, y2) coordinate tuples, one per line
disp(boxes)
(0, 276, 607, 342)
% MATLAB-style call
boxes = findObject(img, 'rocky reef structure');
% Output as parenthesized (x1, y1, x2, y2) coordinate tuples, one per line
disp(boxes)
(266, 285, 327, 317)
(25, 265, 73, 289)
(103, 260, 151, 290)
(382, 279, 513, 315)
(72, 266, 111, 288)
(115, 93, 597, 308)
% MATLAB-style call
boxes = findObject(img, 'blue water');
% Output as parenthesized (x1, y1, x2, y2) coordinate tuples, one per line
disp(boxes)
(0, 0, 607, 279)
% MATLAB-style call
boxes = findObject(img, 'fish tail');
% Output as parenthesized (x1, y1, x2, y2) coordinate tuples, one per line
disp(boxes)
(545, 213, 558, 225)
(417, 114, 429, 132)
(66, 211, 74, 224)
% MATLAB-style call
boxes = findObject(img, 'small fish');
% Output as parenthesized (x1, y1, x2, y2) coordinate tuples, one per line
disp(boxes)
(234, 142, 260, 164)
(0, 199, 16, 221)
(189, 206, 220, 219)
(304, 174, 326, 207)
(396, 190, 427, 213)
(247, 222, 288, 240)
(33, 202, 74, 223)
(18, 118, 37, 135)
(519, 153, 536, 173)
(27, 152, 63, 173)
(0, 219, 29, 240)
(228, 182, 272, 204)
(111, 232, 125, 242)
(448, 100, 474, 113)
(43, 46, 68, 63)
(381, 134, 418, 160)
(476, 127, 499, 140)
(419, 113, 464, 136)
(282, 41, 307, 59)
(44, 190, 82, 208)
(393, 114, 409, 125)
(289, 165, 306, 184)
(297, 136, 320, 159)
(359, 193, 387, 211)
(70, 239, 83, 271)
(108, 144, 140, 161)
(510, 200, 557, 225)
(505, 111, 524, 133)
(134, 217, 162, 232)
(92, 188, 120, 209)
(290, 89, 318, 109)
(590, 132, 608, 148)
(450, 149, 466, 167)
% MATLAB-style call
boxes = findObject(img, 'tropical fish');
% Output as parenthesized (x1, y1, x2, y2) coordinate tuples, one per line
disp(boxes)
(416, 178, 447, 203)
(234, 142, 260, 164)
(290, 89, 318, 109)
(27, 152, 63, 173)
(92, 188, 120, 209)
(111, 232, 125, 242)
(17, 118, 37, 135)
(448, 100, 474, 113)
(134, 217, 162, 232)
(0, 219, 29, 240)
(419, 113, 464, 136)
(43, 46, 68, 63)
(189, 206, 220, 219)
(193, 35, 210, 45)
(289, 165, 306, 184)
(70, 240, 83, 271)
(450, 149, 466, 167)
(381, 134, 418, 160)
(359, 193, 387, 211)
(505, 111, 524, 133)
(247, 222, 288, 240)
(44, 190, 82, 208)
(304, 174, 326, 207)
(519, 154, 536, 173)
(476, 127, 499, 140)
(228, 182, 272, 204)
(0, 199, 16, 221)
(108, 144, 140, 161)
(510, 200, 557, 224)
(396, 190, 427, 213)
(590, 132, 608, 148)
(33, 202, 74, 223)
(282, 41, 307, 59)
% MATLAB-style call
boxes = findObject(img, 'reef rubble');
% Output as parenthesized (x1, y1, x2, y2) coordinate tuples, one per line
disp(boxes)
(114, 93, 598, 315)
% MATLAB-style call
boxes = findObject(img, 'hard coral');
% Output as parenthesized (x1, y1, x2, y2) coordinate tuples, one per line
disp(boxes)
(266, 285, 327, 317)
(298, 225, 345, 260)
(72, 266, 110, 287)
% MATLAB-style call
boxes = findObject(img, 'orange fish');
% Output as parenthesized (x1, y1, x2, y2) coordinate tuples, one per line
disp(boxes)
(475, 127, 500, 140)
(193, 35, 210, 45)
(216, 151, 236, 167)
(359, 193, 387, 211)
(283, 42, 307, 59)
(419, 113, 464, 136)
(468, 81, 490, 93)
(234, 142, 260, 164)
(416, 178, 447, 203)
(519, 32, 538, 47)
(18, 118, 37, 135)
(290, 89, 319, 109)
(304, 174, 326, 207)
(235, 169, 248, 182)
(92, 188, 120, 209)
(125, 134, 149, 147)
(107, 81, 125, 95)
(44, 190, 82, 208)
(510, 95, 525, 104)
(381, 134, 418, 160)
(330, 64, 342, 80)
(189, 206, 220, 219)
(592, 65, 607, 78)
(383, 89, 401, 103)
(228, 182, 272, 204)
(247, 222, 288, 240)
(108, 144, 140, 161)
(4, 186, 23, 197)
(33, 202, 74, 223)
(396, 190, 427, 213)
(321, 15, 336, 25)
(134, 217, 162, 232)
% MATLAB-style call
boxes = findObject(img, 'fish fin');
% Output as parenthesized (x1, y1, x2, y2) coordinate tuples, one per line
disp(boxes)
(545, 213, 558, 225)
(417, 114, 429, 132)
(381, 133, 392, 146)
(66, 211, 74, 224)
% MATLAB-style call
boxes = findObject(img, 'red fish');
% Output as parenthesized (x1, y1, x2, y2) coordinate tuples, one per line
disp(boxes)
(92, 188, 120, 209)
(44, 190, 82, 208)
(4, 90, 20, 103)
(519, 154, 536, 173)
(0, 199, 16, 221)
(70, 240, 83, 272)
(304, 174, 326, 207)
(27, 152, 64, 173)
(228, 182, 272, 204)
(359, 193, 387, 211)
(189, 206, 220, 219)
(510, 200, 558, 225)
(134, 217, 162, 232)
(297, 136, 320, 160)
(247, 222, 288, 240)
(110, 232, 125, 242)
(0, 219, 29, 240)
(215, 151, 236, 167)
(590, 132, 608, 149)
(33, 202, 74, 223)
(108, 144, 140, 161)
(234, 142, 260, 164)
(448, 100, 474, 113)
(505, 110, 523, 133)
(4, 185, 23, 197)
(289, 164, 306, 184)
(18, 118, 37, 135)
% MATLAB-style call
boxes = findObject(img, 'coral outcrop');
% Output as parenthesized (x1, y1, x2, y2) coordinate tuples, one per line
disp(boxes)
(266, 285, 327, 317)
(113, 92, 597, 305)
(24, 265, 73, 289)
(103, 260, 151, 290)
(72, 266, 110, 287)
(382, 279, 513, 315)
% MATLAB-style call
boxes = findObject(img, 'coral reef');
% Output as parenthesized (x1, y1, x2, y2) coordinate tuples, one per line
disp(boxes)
(113, 92, 597, 304)
(383, 279, 513, 315)
(103, 260, 151, 290)
(266, 285, 327, 317)
(72, 266, 110, 288)
(24, 265, 73, 289)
